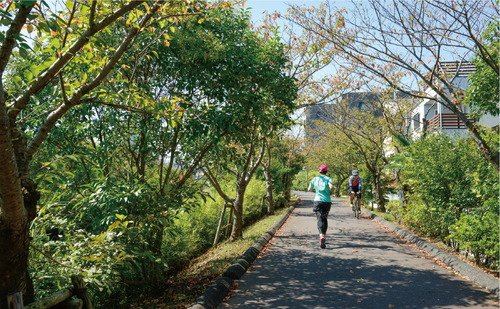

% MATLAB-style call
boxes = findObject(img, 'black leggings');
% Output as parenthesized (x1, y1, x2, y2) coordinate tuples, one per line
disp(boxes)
(314, 201, 332, 234)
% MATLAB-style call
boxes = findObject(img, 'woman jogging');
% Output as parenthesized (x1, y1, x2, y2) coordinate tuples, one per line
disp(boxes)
(307, 164, 334, 249)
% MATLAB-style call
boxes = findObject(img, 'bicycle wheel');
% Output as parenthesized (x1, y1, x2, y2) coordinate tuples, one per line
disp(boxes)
(353, 196, 358, 218)
(355, 196, 361, 219)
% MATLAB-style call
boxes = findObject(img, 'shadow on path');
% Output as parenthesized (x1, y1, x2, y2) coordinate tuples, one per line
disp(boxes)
(222, 192, 498, 309)
(229, 248, 496, 309)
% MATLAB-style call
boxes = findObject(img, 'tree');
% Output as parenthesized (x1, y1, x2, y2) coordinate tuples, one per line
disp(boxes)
(286, 0, 499, 169)
(21, 5, 302, 301)
(306, 90, 402, 211)
(305, 126, 362, 196)
(199, 11, 296, 240)
(261, 135, 305, 213)
(0, 1, 210, 304)
(464, 21, 499, 117)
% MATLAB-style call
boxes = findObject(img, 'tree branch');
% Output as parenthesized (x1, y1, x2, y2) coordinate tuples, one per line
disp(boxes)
(202, 166, 234, 204)
(26, 1, 159, 160)
(0, 2, 36, 75)
(8, 1, 144, 122)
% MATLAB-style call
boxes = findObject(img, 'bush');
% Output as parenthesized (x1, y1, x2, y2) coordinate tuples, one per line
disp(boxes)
(399, 133, 499, 268)
(402, 200, 456, 240)
(449, 210, 499, 268)
(403, 135, 481, 215)
(243, 179, 267, 225)
(291, 170, 309, 191)
(386, 200, 403, 222)
(401, 135, 481, 238)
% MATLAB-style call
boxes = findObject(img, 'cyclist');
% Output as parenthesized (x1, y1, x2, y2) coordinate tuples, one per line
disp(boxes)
(348, 170, 362, 210)
(307, 164, 334, 249)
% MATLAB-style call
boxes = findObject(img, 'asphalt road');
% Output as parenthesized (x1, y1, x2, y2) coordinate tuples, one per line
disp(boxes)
(220, 191, 499, 309)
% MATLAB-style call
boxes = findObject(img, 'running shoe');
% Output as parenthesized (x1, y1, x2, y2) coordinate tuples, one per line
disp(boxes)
(320, 237, 326, 249)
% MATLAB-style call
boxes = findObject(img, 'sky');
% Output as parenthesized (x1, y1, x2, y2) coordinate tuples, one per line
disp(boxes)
(246, 0, 315, 17)
(246, 0, 342, 24)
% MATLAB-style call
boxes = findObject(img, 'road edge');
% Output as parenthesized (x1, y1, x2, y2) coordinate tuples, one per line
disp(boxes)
(188, 201, 298, 309)
(364, 208, 499, 297)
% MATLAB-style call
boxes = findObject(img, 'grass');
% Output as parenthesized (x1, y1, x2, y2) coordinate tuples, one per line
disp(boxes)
(138, 205, 293, 308)
(370, 209, 396, 222)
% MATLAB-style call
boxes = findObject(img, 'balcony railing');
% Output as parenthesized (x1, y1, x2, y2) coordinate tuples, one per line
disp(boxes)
(427, 113, 471, 131)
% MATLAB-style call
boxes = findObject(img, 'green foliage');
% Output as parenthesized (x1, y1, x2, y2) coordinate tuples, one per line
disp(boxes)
(371, 208, 396, 222)
(394, 134, 499, 268)
(464, 21, 500, 117)
(385, 200, 403, 222)
(402, 135, 481, 220)
(358, 169, 374, 202)
(30, 221, 131, 297)
(265, 137, 305, 200)
(30, 157, 179, 303)
(11, 2, 297, 306)
(401, 200, 457, 239)
(161, 176, 267, 272)
(243, 179, 267, 224)
(291, 170, 309, 191)
(449, 209, 499, 268)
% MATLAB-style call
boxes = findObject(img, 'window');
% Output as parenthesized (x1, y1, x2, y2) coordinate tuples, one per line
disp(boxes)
(413, 113, 420, 130)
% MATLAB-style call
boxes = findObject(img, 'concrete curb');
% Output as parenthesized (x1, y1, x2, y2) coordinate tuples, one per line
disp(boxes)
(363, 208, 499, 297)
(188, 203, 297, 309)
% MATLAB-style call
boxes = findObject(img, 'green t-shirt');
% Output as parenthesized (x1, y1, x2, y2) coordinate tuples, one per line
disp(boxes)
(309, 175, 333, 202)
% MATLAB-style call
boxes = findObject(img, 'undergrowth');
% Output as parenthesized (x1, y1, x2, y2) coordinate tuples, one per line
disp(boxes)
(135, 206, 292, 308)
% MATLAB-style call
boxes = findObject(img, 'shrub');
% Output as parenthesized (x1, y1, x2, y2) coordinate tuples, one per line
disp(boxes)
(449, 210, 499, 268)
(291, 170, 309, 191)
(402, 200, 457, 240)
(243, 179, 267, 225)
(386, 200, 403, 222)
(399, 133, 499, 267)
(401, 135, 482, 238)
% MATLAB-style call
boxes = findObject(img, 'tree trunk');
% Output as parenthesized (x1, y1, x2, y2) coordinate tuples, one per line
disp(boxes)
(0, 177, 39, 308)
(0, 90, 37, 307)
(263, 165, 274, 215)
(0, 227, 32, 309)
(282, 174, 291, 202)
(230, 182, 247, 240)
(71, 275, 93, 309)
(334, 182, 341, 197)
(373, 170, 386, 212)
(263, 142, 274, 214)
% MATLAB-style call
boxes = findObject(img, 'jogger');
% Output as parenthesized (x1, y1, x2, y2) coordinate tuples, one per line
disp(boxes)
(307, 164, 334, 249)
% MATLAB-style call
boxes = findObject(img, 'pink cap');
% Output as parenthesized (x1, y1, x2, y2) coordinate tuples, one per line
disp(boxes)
(319, 164, 328, 172)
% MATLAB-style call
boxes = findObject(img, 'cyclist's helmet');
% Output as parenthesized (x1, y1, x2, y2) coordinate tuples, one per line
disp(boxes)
(351, 170, 359, 176)
(319, 164, 328, 173)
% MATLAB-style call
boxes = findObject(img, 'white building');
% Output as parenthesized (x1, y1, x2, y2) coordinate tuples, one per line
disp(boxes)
(408, 61, 498, 139)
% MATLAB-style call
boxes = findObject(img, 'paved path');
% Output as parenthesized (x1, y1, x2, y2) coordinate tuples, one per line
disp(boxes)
(221, 192, 499, 309)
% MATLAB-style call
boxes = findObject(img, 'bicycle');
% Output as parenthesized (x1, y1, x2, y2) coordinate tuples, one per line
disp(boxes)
(352, 192, 361, 219)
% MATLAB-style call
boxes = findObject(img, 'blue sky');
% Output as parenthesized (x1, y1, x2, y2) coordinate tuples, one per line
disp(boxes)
(245, 1, 355, 24)
(246, 0, 322, 23)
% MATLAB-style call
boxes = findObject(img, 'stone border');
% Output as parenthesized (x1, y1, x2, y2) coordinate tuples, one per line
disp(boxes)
(363, 208, 499, 297)
(188, 203, 297, 309)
